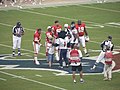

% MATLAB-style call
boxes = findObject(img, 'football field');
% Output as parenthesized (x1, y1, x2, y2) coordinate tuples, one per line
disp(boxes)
(0, 1, 120, 90)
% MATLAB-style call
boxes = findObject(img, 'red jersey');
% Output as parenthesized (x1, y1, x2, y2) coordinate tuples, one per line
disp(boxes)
(46, 31, 53, 43)
(69, 49, 81, 63)
(33, 30, 41, 43)
(75, 23, 86, 36)
(104, 51, 113, 65)
(52, 25, 62, 38)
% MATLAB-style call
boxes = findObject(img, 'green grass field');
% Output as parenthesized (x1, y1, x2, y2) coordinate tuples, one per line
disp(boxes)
(0, 1, 120, 90)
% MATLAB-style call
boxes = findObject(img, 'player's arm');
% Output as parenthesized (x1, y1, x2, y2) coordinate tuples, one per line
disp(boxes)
(78, 50, 82, 59)
(21, 27, 25, 35)
(84, 27, 90, 42)
(12, 26, 17, 35)
(84, 27, 88, 36)
(34, 37, 40, 45)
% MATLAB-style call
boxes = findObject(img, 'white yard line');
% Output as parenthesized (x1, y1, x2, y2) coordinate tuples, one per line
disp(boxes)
(35, 74, 42, 77)
(79, 5, 120, 13)
(0, 77, 7, 81)
(90, 40, 120, 48)
(17, 9, 120, 28)
(0, 71, 67, 90)
(0, 22, 35, 32)
(18, 9, 100, 25)
(0, 22, 46, 33)
(0, 43, 45, 56)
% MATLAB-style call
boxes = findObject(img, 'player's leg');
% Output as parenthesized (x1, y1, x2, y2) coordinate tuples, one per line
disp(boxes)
(48, 54, 51, 67)
(78, 64, 84, 83)
(91, 51, 105, 69)
(103, 64, 108, 80)
(63, 49, 68, 66)
(54, 38, 59, 61)
(33, 42, 40, 65)
(12, 35, 17, 56)
(80, 36, 89, 57)
(45, 42, 49, 61)
(108, 65, 112, 80)
(48, 54, 54, 68)
(72, 66, 76, 83)
(59, 49, 63, 68)
(17, 37, 22, 56)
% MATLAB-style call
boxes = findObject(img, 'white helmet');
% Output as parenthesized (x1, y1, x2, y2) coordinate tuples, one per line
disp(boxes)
(64, 24, 68, 28)
(47, 26, 51, 29)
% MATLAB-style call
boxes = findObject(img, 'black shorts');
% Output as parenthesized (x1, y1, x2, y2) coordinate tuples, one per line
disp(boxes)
(72, 64, 82, 72)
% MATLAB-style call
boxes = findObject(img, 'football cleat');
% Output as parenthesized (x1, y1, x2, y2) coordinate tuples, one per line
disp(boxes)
(18, 53, 21, 56)
(85, 53, 89, 57)
(108, 78, 111, 81)
(34, 60, 40, 65)
(103, 78, 108, 81)
(73, 80, 76, 83)
(12, 53, 15, 57)
(80, 79, 84, 83)
(58, 66, 63, 69)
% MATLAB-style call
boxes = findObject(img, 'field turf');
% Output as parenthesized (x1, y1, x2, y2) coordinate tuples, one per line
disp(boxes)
(0, 2, 120, 90)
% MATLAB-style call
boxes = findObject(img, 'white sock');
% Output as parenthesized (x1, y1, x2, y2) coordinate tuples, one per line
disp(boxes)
(34, 57, 37, 61)
(83, 47, 87, 54)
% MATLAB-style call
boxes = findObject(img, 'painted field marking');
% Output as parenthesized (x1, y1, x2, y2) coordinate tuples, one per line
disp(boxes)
(0, 21, 103, 31)
(0, 22, 35, 32)
(0, 77, 7, 81)
(0, 43, 46, 56)
(107, 22, 120, 26)
(18, 9, 100, 25)
(17, 9, 120, 28)
(90, 40, 120, 48)
(35, 74, 42, 77)
(79, 4, 120, 13)
(0, 71, 67, 90)
(0, 65, 19, 69)
(105, 22, 120, 28)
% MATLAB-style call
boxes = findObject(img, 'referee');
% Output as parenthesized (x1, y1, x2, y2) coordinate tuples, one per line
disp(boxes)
(12, 22, 24, 56)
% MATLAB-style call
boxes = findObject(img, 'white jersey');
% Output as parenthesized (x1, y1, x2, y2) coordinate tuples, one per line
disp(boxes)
(57, 37, 68, 49)
(101, 40, 114, 52)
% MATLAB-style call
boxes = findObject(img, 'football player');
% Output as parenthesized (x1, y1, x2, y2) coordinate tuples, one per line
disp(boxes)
(52, 20, 62, 61)
(55, 30, 69, 68)
(91, 36, 114, 70)
(75, 20, 90, 57)
(45, 26, 53, 59)
(33, 28, 42, 65)
(70, 21, 80, 47)
(12, 22, 24, 56)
